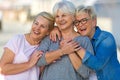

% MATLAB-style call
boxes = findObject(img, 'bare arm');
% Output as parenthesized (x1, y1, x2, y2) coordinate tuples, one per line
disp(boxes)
(45, 39, 80, 64)
(45, 49, 63, 64)
(50, 27, 61, 42)
(68, 53, 82, 70)
(60, 39, 82, 70)
(77, 47, 86, 59)
(0, 48, 42, 75)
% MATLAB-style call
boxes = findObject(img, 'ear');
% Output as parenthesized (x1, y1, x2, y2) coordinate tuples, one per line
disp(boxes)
(92, 18, 97, 28)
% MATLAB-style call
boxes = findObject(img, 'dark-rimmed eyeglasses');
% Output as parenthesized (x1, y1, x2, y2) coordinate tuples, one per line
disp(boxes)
(74, 18, 90, 26)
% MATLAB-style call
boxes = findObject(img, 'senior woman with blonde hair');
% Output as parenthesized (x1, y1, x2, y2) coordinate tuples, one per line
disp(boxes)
(36, 1, 94, 80)
(0, 11, 54, 80)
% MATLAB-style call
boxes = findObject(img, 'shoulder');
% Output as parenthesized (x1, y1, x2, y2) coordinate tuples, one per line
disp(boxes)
(100, 31, 114, 39)
(40, 35, 52, 44)
(4, 34, 24, 54)
(98, 31, 116, 47)
(74, 36, 90, 42)
(11, 34, 24, 41)
(7, 34, 24, 43)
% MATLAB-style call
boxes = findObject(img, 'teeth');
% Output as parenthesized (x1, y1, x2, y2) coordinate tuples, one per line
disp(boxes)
(34, 31, 40, 34)
(59, 21, 66, 25)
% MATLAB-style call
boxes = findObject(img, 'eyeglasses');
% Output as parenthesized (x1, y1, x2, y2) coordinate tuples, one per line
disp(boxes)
(74, 18, 90, 26)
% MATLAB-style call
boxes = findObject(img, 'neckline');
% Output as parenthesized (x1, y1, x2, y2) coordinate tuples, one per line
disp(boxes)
(23, 34, 39, 47)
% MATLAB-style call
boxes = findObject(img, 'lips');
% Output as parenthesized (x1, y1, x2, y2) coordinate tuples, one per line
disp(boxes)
(33, 30, 41, 35)
(59, 21, 66, 25)
(81, 28, 86, 31)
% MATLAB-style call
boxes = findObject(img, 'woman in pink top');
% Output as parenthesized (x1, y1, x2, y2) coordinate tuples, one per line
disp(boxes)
(0, 11, 54, 80)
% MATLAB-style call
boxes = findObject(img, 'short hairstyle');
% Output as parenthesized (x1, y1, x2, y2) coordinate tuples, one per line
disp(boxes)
(53, 1, 76, 17)
(76, 5, 97, 19)
(34, 11, 54, 31)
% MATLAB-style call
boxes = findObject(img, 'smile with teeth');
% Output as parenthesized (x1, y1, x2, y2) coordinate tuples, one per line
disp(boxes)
(81, 28, 86, 31)
(34, 31, 40, 35)
(59, 21, 66, 25)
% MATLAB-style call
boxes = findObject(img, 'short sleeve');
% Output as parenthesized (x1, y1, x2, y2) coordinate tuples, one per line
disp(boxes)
(37, 36, 51, 66)
(37, 36, 51, 53)
(4, 34, 23, 54)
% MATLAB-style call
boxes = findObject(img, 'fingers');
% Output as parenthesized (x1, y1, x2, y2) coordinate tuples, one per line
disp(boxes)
(50, 32, 56, 42)
(50, 27, 61, 42)
(32, 50, 43, 59)
(74, 46, 82, 52)
(61, 40, 81, 53)
(56, 31, 62, 41)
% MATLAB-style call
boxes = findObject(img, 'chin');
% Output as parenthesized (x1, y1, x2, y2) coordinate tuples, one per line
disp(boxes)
(80, 33, 86, 36)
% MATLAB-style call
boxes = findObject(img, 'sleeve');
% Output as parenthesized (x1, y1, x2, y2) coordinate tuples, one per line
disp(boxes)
(82, 34, 117, 71)
(4, 34, 21, 54)
(37, 36, 51, 66)
(76, 36, 94, 78)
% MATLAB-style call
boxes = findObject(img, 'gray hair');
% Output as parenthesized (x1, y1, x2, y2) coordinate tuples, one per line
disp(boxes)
(76, 5, 97, 19)
(53, 1, 76, 17)
(34, 11, 54, 31)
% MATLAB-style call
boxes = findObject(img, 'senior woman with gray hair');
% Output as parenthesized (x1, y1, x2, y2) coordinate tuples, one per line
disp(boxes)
(36, 1, 94, 80)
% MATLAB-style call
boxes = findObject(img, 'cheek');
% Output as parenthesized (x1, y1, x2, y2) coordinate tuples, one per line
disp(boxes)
(42, 30, 49, 35)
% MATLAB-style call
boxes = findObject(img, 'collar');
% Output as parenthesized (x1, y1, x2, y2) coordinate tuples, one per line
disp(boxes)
(92, 26, 101, 40)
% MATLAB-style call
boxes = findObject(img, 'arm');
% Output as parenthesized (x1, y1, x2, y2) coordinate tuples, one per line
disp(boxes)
(0, 48, 42, 75)
(68, 53, 82, 70)
(37, 38, 80, 66)
(78, 34, 116, 71)
(50, 26, 61, 42)
(68, 37, 92, 79)
(59, 39, 82, 70)
(36, 36, 63, 66)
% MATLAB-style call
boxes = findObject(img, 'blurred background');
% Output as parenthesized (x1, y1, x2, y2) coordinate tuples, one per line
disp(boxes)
(0, 0, 120, 61)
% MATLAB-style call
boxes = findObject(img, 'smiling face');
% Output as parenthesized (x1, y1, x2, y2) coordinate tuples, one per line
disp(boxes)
(30, 16, 50, 41)
(75, 12, 96, 38)
(55, 10, 74, 31)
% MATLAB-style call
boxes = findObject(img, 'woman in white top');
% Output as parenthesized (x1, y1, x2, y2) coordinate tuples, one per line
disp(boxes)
(0, 11, 54, 80)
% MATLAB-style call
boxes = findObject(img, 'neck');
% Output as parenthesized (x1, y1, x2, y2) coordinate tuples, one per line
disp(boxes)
(28, 33, 41, 45)
(61, 29, 79, 40)
(89, 28, 96, 39)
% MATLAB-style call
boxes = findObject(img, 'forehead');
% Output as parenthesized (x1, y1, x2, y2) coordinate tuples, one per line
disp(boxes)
(76, 12, 90, 20)
(56, 9, 67, 15)
(35, 16, 49, 24)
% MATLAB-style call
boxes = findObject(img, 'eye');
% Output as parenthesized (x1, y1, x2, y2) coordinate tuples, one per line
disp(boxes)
(62, 14, 66, 17)
(55, 15, 59, 18)
(81, 18, 87, 23)
(34, 21, 39, 25)
(40, 25, 46, 28)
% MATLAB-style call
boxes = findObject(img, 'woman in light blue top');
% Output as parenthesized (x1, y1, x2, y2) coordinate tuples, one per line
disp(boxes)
(36, 1, 95, 80)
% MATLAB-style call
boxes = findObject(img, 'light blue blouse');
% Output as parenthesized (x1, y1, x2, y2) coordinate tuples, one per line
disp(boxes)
(37, 36, 94, 80)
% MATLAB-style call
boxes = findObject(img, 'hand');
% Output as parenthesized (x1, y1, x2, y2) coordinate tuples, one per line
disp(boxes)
(28, 50, 43, 68)
(60, 39, 81, 55)
(50, 27, 61, 42)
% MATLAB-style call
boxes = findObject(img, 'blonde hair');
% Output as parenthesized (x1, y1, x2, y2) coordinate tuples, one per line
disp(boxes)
(53, 1, 76, 17)
(76, 6, 97, 19)
(34, 11, 55, 31)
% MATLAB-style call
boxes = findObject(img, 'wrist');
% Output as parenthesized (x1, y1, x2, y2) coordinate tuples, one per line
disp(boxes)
(77, 48, 85, 59)
(59, 49, 65, 56)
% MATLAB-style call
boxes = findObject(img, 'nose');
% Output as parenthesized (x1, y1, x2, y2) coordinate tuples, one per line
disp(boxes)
(35, 25, 41, 30)
(58, 16, 63, 21)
